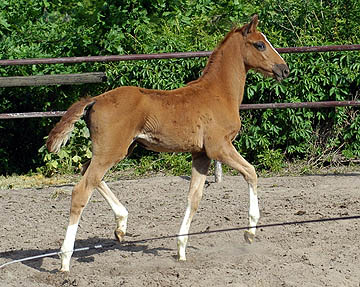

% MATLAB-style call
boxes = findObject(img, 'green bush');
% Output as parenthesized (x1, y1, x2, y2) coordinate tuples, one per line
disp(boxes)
(1, 0, 359, 175)
(38, 120, 92, 176)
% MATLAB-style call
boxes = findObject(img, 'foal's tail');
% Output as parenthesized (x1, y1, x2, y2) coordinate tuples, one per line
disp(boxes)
(46, 98, 96, 153)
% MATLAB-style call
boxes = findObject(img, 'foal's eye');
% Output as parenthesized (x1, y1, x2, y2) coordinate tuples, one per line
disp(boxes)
(253, 41, 266, 51)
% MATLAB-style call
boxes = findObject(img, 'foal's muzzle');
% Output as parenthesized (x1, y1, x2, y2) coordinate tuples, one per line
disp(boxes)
(273, 64, 290, 81)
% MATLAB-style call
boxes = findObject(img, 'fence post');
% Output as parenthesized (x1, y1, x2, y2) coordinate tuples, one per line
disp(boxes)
(214, 160, 223, 182)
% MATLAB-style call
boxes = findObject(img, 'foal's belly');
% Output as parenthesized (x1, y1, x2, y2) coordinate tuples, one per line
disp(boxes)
(135, 132, 204, 153)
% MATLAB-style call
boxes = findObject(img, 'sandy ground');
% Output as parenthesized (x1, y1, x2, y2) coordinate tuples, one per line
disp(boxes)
(1, 173, 360, 287)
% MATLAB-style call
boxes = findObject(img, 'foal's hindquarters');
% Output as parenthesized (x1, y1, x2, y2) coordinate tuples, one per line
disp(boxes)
(59, 95, 138, 271)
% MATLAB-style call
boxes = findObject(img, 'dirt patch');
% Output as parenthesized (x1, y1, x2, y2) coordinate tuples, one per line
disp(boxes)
(1, 174, 360, 286)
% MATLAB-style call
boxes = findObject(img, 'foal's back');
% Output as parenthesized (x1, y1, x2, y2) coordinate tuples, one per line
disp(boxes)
(87, 83, 222, 154)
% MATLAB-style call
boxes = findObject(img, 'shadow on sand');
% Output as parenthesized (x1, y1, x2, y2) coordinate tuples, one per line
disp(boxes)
(0, 236, 173, 273)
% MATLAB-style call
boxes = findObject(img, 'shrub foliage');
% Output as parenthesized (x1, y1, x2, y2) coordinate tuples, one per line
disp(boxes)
(0, 0, 359, 175)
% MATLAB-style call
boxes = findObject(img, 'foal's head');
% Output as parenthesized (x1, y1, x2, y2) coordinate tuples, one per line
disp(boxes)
(239, 15, 289, 81)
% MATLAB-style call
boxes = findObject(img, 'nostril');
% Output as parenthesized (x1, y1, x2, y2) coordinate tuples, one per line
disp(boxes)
(273, 64, 289, 80)
(283, 67, 290, 77)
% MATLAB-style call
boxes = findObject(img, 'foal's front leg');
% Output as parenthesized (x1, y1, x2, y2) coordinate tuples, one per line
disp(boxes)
(177, 153, 211, 261)
(208, 142, 260, 243)
(243, 183, 259, 243)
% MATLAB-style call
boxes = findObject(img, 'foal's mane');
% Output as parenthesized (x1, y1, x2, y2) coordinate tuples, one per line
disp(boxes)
(187, 25, 245, 85)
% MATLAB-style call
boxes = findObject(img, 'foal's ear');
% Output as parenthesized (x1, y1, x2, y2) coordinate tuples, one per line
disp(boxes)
(242, 14, 259, 36)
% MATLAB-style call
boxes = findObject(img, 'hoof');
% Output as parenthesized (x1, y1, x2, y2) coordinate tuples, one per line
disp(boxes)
(114, 229, 126, 242)
(59, 267, 70, 273)
(244, 230, 255, 244)
(177, 256, 186, 262)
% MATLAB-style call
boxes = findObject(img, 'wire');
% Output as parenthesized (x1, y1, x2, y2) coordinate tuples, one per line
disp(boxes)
(1, 214, 359, 269)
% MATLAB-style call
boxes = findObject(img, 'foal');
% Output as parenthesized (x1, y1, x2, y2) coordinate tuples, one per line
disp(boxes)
(47, 15, 289, 271)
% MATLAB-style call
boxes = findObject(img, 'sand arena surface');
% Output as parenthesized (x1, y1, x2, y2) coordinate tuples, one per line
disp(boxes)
(1, 174, 360, 286)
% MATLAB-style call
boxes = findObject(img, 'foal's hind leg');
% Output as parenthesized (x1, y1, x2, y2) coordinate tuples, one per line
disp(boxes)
(177, 152, 211, 261)
(97, 181, 128, 242)
(60, 159, 114, 272)
(95, 142, 136, 241)
(60, 175, 95, 271)
(207, 142, 259, 243)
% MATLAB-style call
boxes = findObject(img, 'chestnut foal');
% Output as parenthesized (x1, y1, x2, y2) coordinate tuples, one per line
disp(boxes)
(47, 15, 289, 271)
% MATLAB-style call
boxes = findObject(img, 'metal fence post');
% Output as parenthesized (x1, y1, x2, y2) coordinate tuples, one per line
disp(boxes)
(214, 161, 223, 182)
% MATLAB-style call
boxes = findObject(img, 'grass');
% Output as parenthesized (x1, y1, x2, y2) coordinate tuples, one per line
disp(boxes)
(0, 174, 79, 189)
(1, 159, 359, 190)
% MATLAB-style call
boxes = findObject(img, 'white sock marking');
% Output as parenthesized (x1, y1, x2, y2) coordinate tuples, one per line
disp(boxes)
(248, 185, 260, 235)
(178, 206, 191, 260)
(60, 223, 78, 271)
(97, 181, 128, 232)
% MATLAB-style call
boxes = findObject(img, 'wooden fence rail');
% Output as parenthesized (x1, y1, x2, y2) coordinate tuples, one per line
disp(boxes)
(1, 101, 359, 119)
(0, 44, 359, 66)
(0, 72, 106, 87)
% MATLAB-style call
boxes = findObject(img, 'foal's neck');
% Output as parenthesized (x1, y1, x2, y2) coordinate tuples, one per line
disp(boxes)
(200, 32, 247, 107)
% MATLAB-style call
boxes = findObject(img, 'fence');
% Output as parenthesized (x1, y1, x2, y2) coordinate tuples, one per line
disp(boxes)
(1, 44, 359, 66)
(1, 44, 360, 120)
(1, 44, 360, 180)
